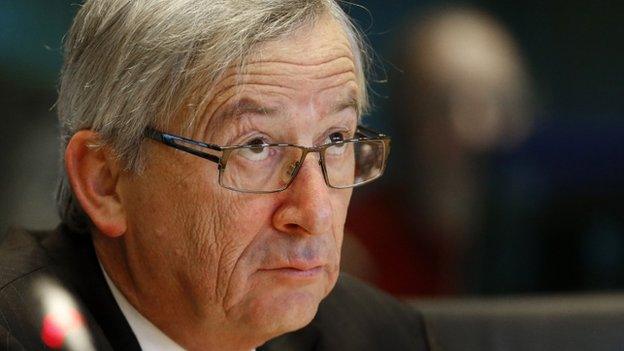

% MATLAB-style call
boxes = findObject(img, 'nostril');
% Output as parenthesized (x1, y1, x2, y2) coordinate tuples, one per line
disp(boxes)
(283, 223, 299, 232)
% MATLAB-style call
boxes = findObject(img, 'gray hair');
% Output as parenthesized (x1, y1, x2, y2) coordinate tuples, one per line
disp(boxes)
(56, 0, 370, 232)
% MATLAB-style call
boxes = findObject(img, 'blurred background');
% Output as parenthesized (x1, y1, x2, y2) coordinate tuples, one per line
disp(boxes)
(1, 0, 623, 298)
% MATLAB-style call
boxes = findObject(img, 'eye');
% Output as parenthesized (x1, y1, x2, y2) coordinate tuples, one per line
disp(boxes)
(325, 132, 348, 156)
(326, 132, 345, 144)
(238, 137, 271, 161)
(247, 137, 265, 151)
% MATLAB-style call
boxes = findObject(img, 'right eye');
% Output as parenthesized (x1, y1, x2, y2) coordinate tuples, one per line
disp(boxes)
(238, 138, 271, 161)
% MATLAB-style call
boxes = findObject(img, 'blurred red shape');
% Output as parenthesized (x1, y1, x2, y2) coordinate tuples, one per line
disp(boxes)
(41, 308, 84, 349)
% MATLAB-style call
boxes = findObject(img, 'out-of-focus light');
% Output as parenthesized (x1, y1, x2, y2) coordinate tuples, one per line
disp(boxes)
(34, 278, 96, 351)
(41, 308, 84, 349)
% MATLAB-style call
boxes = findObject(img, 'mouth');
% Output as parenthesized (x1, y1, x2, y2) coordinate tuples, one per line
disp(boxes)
(258, 264, 324, 280)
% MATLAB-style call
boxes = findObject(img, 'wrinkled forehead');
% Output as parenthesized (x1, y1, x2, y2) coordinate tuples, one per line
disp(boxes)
(250, 15, 355, 64)
(225, 15, 358, 103)
(182, 15, 360, 136)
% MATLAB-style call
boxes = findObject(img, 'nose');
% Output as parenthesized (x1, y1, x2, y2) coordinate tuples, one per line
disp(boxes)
(272, 153, 333, 236)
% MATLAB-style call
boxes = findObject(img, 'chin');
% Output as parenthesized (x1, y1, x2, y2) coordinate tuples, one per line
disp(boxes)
(241, 283, 324, 338)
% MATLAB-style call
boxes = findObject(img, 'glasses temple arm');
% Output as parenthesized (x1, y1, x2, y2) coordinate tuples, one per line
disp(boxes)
(356, 125, 387, 138)
(144, 128, 221, 164)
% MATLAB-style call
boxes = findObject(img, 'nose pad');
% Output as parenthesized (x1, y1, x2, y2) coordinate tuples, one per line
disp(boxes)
(287, 161, 300, 177)
(280, 160, 301, 184)
(280, 152, 326, 188)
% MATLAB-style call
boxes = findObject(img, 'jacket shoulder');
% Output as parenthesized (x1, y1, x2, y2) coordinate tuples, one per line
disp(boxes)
(0, 227, 52, 291)
(0, 228, 60, 350)
(0, 324, 26, 351)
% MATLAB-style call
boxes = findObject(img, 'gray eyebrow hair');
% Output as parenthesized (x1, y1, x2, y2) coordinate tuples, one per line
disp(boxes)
(203, 97, 279, 135)
(213, 97, 281, 124)
(331, 95, 360, 115)
(218, 93, 360, 122)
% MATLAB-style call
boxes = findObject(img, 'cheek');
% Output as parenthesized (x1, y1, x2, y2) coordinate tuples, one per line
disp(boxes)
(331, 189, 352, 247)
(179, 190, 275, 303)
(124, 154, 271, 304)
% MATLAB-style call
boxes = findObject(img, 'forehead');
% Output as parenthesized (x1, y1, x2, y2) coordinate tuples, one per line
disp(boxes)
(251, 15, 354, 64)
(192, 16, 359, 138)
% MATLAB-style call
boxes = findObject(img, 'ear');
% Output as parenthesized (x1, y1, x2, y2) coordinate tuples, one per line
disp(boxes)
(65, 130, 127, 237)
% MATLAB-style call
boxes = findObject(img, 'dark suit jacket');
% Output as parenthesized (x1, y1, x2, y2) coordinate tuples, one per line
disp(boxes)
(0, 225, 431, 350)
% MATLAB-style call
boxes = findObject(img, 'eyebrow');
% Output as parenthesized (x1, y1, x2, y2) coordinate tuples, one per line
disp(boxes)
(331, 95, 360, 115)
(221, 97, 281, 119)
(216, 92, 360, 124)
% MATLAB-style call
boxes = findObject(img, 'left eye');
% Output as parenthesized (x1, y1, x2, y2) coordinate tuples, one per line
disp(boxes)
(326, 132, 345, 144)
(239, 138, 271, 161)
(325, 132, 348, 156)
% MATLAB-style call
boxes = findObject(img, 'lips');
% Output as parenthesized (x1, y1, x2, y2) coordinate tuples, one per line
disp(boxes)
(259, 259, 326, 279)
(259, 266, 324, 281)
(261, 261, 324, 272)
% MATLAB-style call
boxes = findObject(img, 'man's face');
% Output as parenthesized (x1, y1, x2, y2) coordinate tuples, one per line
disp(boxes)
(116, 16, 358, 342)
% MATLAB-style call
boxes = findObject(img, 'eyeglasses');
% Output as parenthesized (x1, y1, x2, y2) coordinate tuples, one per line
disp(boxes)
(144, 125, 390, 193)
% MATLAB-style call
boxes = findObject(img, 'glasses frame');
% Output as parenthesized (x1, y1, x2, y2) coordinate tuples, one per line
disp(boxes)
(144, 125, 391, 193)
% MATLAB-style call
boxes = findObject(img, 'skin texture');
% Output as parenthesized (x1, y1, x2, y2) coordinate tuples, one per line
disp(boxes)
(67, 15, 359, 351)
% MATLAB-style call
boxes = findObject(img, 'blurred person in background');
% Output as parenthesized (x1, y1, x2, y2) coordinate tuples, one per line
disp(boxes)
(0, 1, 431, 350)
(344, 5, 534, 296)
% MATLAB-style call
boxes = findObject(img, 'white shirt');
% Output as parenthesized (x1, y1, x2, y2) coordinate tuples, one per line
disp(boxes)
(100, 263, 256, 351)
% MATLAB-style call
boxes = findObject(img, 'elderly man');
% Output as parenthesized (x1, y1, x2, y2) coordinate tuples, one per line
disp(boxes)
(0, 0, 429, 350)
